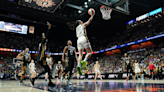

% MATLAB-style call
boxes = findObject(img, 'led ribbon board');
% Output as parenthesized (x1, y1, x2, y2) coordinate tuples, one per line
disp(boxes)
(149, 7, 162, 16)
(126, 19, 136, 25)
(136, 13, 149, 21)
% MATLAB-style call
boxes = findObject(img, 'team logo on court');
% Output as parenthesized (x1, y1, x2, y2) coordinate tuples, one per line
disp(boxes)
(33, 0, 55, 8)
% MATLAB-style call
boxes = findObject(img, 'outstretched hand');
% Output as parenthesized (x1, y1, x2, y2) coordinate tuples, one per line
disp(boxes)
(47, 21, 51, 29)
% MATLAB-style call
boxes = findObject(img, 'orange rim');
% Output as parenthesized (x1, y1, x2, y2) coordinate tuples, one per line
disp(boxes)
(100, 5, 111, 11)
(100, 5, 105, 9)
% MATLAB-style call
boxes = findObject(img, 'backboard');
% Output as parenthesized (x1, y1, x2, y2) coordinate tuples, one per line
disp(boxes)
(93, 0, 130, 15)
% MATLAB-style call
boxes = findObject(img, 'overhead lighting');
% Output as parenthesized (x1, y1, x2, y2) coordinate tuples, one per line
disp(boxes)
(78, 10, 82, 13)
(84, 2, 87, 5)
(88, 0, 91, 2)
(85, 5, 88, 8)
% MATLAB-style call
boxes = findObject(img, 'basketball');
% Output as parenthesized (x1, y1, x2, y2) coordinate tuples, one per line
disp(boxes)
(88, 8, 95, 15)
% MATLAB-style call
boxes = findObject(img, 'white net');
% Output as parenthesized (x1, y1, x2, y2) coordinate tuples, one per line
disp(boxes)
(100, 6, 112, 20)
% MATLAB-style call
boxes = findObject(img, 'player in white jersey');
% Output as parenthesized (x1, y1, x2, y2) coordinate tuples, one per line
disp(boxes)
(123, 53, 133, 82)
(75, 13, 95, 75)
(93, 61, 103, 81)
(133, 60, 141, 82)
(45, 54, 53, 83)
(29, 60, 36, 82)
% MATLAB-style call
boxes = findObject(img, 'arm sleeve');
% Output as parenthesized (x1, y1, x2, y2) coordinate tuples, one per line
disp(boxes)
(46, 29, 50, 38)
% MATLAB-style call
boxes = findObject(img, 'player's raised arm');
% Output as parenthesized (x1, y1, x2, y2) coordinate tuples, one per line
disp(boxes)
(47, 21, 51, 29)
(62, 46, 67, 62)
(45, 21, 51, 38)
(84, 14, 94, 27)
(40, 21, 51, 44)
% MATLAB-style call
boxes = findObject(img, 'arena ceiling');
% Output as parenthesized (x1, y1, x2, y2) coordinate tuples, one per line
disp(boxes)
(0, 0, 164, 41)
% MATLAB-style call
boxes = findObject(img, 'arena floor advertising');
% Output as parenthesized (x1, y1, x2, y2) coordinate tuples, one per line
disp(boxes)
(1, 79, 164, 92)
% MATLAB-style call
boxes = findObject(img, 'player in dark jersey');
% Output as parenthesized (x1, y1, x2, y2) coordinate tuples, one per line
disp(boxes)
(16, 48, 31, 84)
(123, 53, 133, 82)
(56, 61, 63, 82)
(61, 40, 78, 84)
(30, 22, 54, 86)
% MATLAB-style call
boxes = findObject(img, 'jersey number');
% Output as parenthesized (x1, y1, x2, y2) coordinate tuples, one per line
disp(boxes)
(69, 50, 73, 55)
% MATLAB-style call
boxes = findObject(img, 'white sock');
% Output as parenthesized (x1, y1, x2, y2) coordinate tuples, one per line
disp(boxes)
(78, 63, 80, 67)
(84, 58, 87, 62)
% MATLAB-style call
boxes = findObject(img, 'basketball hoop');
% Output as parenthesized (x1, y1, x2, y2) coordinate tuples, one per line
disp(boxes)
(100, 5, 112, 20)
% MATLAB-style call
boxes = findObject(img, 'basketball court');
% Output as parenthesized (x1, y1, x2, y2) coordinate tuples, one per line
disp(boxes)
(1, 79, 164, 92)
(1, 0, 164, 92)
